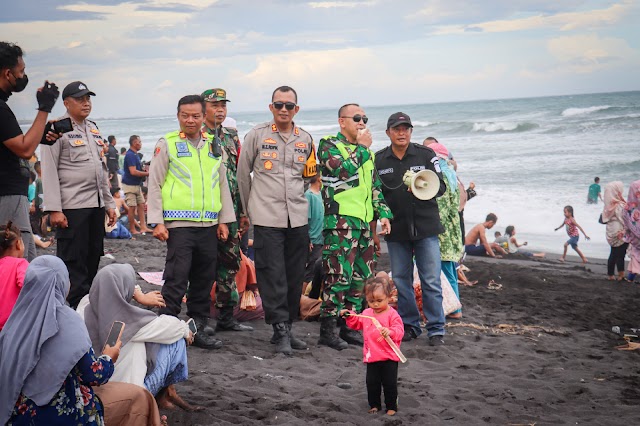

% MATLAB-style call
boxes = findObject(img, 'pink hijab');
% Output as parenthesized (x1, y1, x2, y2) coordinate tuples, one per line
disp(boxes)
(602, 181, 625, 222)
(623, 179, 640, 247)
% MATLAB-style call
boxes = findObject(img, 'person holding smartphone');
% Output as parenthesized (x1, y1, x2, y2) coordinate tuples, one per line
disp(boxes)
(0, 256, 162, 425)
(78, 263, 200, 411)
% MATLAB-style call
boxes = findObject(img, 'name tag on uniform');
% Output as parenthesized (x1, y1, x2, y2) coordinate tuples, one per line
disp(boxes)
(378, 167, 393, 175)
(410, 166, 425, 172)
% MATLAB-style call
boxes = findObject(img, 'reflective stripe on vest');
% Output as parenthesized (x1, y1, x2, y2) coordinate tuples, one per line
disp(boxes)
(161, 131, 222, 222)
(330, 141, 375, 223)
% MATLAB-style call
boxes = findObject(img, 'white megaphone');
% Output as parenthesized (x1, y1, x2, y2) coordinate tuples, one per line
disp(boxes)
(402, 169, 439, 200)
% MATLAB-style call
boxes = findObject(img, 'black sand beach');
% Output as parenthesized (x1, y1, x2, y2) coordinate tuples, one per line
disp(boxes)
(39, 237, 640, 425)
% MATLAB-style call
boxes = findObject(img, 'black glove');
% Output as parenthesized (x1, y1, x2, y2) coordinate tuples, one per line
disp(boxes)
(37, 81, 59, 113)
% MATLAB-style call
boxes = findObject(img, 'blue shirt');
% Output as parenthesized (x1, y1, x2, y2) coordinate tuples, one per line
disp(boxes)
(305, 189, 324, 245)
(122, 149, 143, 185)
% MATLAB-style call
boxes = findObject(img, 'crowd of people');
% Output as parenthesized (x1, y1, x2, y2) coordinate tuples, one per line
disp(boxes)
(2, 40, 640, 423)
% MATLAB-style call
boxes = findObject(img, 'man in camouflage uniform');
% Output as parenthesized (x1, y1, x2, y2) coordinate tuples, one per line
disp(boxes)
(201, 88, 252, 332)
(318, 103, 392, 350)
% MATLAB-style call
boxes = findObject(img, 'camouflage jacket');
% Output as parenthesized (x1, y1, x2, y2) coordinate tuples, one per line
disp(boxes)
(318, 132, 392, 230)
(204, 124, 243, 218)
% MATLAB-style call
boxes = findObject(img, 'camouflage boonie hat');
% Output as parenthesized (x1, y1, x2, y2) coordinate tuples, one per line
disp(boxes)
(201, 88, 230, 102)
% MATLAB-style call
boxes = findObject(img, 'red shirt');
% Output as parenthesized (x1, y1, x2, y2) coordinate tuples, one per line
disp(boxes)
(0, 256, 28, 330)
(345, 307, 404, 363)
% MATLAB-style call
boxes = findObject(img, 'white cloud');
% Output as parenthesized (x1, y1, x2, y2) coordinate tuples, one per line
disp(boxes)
(308, 1, 376, 8)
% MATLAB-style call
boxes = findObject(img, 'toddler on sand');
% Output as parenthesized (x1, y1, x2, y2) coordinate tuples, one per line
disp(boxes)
(555, 205, 590, 263)
(340, 277, 404, 416)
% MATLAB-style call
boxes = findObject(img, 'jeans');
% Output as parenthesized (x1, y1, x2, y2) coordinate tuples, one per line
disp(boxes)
(387, 236, 445, 337)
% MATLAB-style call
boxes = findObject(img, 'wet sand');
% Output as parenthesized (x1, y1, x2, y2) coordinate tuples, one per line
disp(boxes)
(40, 236, 640, 425)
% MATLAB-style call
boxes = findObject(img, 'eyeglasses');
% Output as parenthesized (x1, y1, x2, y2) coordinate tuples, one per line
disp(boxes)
(341, 114, 369, 124)
(272, 101, 296, 110)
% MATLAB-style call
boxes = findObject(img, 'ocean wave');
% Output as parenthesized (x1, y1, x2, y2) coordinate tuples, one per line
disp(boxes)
(561, 105, 611, 117)
(471, 121, 538, 133)
(302, 124, 340, 132)
(411, 120, 434, 127)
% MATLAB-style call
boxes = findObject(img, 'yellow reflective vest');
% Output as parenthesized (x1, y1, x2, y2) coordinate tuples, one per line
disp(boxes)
(161, 131, 222, 222)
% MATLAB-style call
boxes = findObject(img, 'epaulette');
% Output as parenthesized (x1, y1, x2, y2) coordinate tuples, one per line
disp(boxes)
(375, 145, 390, 157)
(295, 126, 313, 140)
(414, 143, 436, 155)
(222, 127, 238, 137)
(253, 122, 271, 130)
(87, 119, 98, 129)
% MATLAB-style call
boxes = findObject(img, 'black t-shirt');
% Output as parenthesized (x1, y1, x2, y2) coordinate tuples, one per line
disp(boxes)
(106, 144, 119, 173)
(0, 89, 29, 197)
(375, 143, 446, 241)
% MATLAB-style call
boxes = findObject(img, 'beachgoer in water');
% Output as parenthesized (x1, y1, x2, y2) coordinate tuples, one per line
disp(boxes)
(602, 182, 628, 281)
(464, 213, 507, 258)
(555, 205, 590, 263)
(317, 103, 392, 350)
(340, 277, 404, 416)
(587, 177, 603, 204)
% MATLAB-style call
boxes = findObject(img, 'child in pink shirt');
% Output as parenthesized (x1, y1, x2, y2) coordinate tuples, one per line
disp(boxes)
(0, 222, 28, 330)
(341, 277, 404, 416)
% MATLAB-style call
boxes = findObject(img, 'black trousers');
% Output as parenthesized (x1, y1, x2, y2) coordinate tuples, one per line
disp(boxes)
(253, 225, 309, 324)
(366, 360, 399, 411)
(608, 243, 628, 276)
(159, 226, 218, 319)
(304, 243, 323, 283)
(56, 207, 105, 308)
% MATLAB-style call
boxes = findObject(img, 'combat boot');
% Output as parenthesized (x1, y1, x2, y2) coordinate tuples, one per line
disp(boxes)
(271, 322, 293, 355)
(287, 322, 308, 350)
(192, 317, 223, 349)
(318, 317, 348, 351)
(339, 321, 364, 346)
(216, 306, 254, 331)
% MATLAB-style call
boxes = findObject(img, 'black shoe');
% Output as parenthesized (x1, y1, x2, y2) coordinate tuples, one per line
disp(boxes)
(287, 322, 308, 350)
(192, 317, 223, 349)
(428, 335, 445, 347)
(272, 322, 293, 355)
(402, 327, 418, 342)
(339, 324, 363, 346)
(318, 317, 348, 351)
(216, 307, 254, 331)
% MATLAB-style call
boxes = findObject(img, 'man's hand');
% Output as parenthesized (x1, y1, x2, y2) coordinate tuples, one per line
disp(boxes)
(36, 81, 59, 113)
(339, 309, 351, 318)
(239, 216, 250, 236)
(50, 211, 68, 228)
(372, 232, 381, 258)
(356, 128, 372, 148)
(153, 224, 169, 242)
(380, 218, 391, 235)
(218, 223, 229, 241)
(106, 209, 116, 227)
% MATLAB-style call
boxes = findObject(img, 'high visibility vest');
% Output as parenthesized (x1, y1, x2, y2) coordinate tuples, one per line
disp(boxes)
(161, 131, 222, 222)
(321, 140, 375, 223)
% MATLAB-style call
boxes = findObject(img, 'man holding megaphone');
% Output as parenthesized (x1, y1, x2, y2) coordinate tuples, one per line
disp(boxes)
(375, 112, 448, 347)
(317, 103, 393, 351)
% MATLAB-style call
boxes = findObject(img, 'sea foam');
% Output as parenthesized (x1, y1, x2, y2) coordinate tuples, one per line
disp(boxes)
(561, 105, 611, 117)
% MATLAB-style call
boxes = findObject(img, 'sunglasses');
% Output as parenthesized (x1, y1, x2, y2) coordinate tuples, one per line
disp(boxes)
(341, 114, 369, 124)
(272, 101, 297, 111)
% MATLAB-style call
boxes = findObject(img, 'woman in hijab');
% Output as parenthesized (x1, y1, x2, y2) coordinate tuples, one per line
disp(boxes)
(622, 180, 640, 282)
(78, 263, 200, 411)
(427, 140, 464, 319)
(0, 256, 120, 425)
(602, 181, 628, 281)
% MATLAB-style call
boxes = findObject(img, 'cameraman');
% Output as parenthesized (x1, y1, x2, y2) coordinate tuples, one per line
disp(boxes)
(0, 41, 59, 260)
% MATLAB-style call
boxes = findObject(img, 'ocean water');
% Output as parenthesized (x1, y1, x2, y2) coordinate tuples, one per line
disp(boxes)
(27, 91, 640, 258)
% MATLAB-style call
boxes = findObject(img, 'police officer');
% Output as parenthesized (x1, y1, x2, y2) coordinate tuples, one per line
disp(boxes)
(317, 103, 392, 350)
(201, 88, 252, 332)
(40, 81, 116, 308)
(237, 85, 317, 355)
(147, 94, 236, 350)
(374, 112, 447, 346)
(0, 41, 59, 261)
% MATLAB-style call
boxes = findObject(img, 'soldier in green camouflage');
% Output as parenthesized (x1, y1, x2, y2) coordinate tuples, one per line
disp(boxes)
(318, 103, 392, 350)
(202, 88, 252, 332)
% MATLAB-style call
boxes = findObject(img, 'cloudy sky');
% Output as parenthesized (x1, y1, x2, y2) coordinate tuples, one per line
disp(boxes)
(4, 0, 639, 119)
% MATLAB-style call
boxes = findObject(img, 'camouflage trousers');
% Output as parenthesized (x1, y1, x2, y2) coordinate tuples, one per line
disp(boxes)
(215, 221, 240, 308)
(320, 227, 375, 317)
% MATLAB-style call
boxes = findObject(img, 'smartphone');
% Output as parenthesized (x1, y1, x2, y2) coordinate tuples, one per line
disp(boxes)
(186, 318, 197, 335)
(52, 117, 73, 134)
(103, 321, 125, 351)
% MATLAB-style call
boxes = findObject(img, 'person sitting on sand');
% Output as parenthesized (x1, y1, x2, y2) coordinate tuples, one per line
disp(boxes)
(340, 277, 404, 416)
(464, 213, 506, 258)
(1, 256, 162, 426)
(78, 264, 203, 412)
(554, 205, 589, 264)
(503, 226, 545, 258)
(0, 222, 28, 331)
